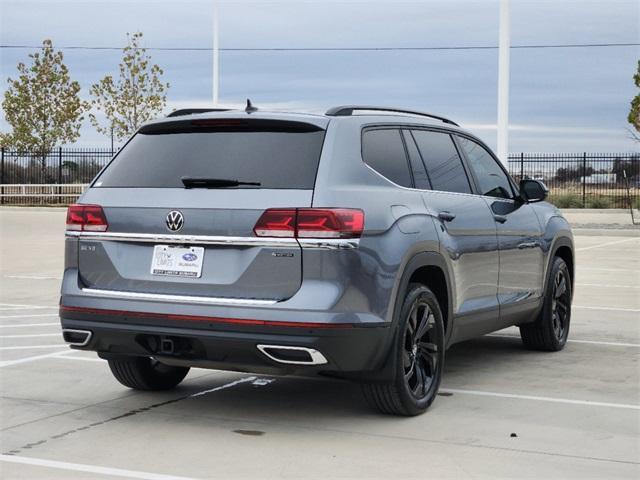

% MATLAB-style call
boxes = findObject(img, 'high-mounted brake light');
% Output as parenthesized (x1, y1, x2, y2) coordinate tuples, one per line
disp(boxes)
(254, 208, 364, 239)
(66, 204, 108, 232)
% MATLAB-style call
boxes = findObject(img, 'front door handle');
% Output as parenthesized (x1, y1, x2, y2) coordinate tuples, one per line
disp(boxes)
(494, 214, 508, 224)
(438, 211, 456, 222)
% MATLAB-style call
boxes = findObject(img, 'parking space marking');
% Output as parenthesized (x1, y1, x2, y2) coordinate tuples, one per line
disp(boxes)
(54, 355, 104, 363)
(0, 313, 58, 319)
(4, 275, 61, 280)
(577, 267, 639, 272)
(440, 388, 640, 410)
(577, 283, 640, 289)
(190, 376, 257, 397)
(488, 334, 640, 348)
(575, 237, 639, 252)
(0, 333, 61, 338)
(0, 323, 59, 328)
(0, 350, 74, 368)
(574, 305, 640, 313)
(0, 303, 57, 309)
(0, 344, 67, 350)
(0, 454, 199, 480)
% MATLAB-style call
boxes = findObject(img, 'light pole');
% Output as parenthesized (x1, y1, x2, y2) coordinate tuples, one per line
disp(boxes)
(497, 0, 510, 166)
(213, 0, 220, 106)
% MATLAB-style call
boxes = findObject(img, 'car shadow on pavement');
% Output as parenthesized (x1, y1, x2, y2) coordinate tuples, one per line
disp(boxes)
(155, 335, 540, 421)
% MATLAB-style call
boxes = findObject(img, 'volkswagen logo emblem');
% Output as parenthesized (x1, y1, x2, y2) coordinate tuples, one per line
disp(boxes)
(166, 211, 184, 232)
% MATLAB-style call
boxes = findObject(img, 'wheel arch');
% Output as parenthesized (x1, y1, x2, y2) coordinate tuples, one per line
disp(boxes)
(362, 250, 453, 383)
(393, 251, 454, 344)
(546, 235, 575, 293)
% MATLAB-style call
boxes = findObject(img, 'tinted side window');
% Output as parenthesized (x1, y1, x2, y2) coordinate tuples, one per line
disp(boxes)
(402, 130, 431, 189)
(457, 136, 513, 198)
(411, 130, 472, 194)
(362, 129, 412, 188)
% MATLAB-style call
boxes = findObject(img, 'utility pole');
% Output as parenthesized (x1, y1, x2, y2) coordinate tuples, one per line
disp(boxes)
(213, 0, 220, 106)
(497, 0, 510, 166)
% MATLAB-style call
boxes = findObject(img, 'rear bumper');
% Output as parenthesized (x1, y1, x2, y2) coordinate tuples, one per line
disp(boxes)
(60, 306, 392, 378)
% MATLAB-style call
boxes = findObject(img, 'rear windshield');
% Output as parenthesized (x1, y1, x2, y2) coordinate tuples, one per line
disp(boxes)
(94, 120, 326, 189)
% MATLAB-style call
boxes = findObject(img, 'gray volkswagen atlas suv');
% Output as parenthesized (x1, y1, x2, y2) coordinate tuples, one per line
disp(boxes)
(60, 105, 574, 416)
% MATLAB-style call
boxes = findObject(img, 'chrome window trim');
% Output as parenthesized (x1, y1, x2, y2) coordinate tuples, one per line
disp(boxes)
(81, 288, 279, 306)
(66, 231, 359, 250)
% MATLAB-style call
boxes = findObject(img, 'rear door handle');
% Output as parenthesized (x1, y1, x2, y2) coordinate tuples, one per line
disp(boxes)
(438, 211, 456, 222)
(494, 215, 508, 224)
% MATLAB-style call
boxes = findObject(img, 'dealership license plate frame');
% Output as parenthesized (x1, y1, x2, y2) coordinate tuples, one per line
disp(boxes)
(150, 245, 205, 278)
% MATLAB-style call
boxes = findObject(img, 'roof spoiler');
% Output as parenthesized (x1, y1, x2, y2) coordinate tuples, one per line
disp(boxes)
(167, 108, 232, 118)
(325, 105, 459, 127)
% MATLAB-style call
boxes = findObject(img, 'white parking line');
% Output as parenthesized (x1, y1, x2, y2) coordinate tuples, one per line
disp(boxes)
(0, 323, 59, 328)
(0, 454, 199, 480)
(0, 303, 57, 309)
(0, 306, 57, 312)
(577, 267, 639, 272)
(190, 376, 257, 397)
(0, 350, 73, 368)
(440, 388, 640, 410)
(576, 237, 639, 252)
(0, 333, 61, 338)
(0, 313, 58, 319)
(4, 275, 61, 280)
(573, 305, 640, 313)
(0, 345, 67, 350)
(54, 355, 104, 363)
(488, 334, 640, 348)
(577, 283, 640, 289)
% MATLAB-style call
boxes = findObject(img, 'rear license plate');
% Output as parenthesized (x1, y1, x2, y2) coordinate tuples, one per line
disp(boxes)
(150, 245, 205, 278)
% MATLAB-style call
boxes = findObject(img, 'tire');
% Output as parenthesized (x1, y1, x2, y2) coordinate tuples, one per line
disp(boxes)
(519, 256, 572, 351)
(108, 356, 190, 391)
(363, 284, 445, 416)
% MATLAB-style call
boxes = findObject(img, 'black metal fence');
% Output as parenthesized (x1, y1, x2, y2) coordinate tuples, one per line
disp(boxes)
(508, 153, 639, 209)
(0, 148, 638, 209)
(0, 147, 114, 185)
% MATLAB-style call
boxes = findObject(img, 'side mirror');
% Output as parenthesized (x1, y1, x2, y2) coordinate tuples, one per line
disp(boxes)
(519, 179, 548, 203)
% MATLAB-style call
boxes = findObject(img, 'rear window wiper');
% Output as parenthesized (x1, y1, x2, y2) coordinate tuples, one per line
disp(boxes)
(181, 177, 262, 189)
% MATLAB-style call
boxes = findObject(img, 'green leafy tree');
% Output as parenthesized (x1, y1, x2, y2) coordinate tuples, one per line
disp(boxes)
(629, 60, 640, 142)
(89, 32, 169, 145)
(1, 39, 87, 176)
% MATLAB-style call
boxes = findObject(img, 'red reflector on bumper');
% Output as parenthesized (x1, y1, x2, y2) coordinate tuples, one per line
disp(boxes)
(59, 305, 353, 329)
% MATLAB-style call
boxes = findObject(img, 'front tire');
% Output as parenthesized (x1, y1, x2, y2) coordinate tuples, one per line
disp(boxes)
(520, 256, 572, 351)
(363, 284, 445, 416)
(108, 356, 190, 391)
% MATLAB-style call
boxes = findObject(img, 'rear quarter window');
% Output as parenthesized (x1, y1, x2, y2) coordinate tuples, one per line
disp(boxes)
(94, 120, 326, 189)
(361, 129, 412, 188)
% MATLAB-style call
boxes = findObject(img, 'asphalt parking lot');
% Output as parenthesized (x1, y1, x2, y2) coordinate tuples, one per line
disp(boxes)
(0, 208, 638, 479)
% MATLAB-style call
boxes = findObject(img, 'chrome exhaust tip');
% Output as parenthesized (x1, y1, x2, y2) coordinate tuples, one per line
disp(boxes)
(256, 344, 327, 365)
(62, 329, 92, 347)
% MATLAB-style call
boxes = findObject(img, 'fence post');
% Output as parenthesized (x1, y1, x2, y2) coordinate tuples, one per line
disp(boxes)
(582, 152, 587, 208)
(1, 147, 4, 205)
(58, 147, 63, 204)
(520, 152, 524, 180)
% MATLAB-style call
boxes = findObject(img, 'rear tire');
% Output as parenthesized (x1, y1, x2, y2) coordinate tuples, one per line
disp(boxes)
(520, 256, 572, 351)
(363, 284, 445, 416)
(108, 356, 190, 391)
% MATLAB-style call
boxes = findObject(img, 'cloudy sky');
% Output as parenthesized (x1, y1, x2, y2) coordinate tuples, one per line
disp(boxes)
(1, 0, 638, 152)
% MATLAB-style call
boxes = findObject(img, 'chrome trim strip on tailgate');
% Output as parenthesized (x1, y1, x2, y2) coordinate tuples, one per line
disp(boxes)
(81, 288, 278, 306)
(66, 231, 359, 249)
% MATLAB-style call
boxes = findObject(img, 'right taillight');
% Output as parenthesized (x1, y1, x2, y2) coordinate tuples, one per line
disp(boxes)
(254, 208, 364, 239)
(66, 204, 108, 232)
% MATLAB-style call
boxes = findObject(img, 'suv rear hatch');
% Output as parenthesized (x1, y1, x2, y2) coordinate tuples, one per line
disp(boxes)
(74, 116, 327, 302)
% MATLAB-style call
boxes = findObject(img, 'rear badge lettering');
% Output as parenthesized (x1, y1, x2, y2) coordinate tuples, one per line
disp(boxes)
(272, 252, 294, 258)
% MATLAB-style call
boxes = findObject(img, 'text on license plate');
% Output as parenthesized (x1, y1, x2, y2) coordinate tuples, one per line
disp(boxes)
(150, 245, 205, 278)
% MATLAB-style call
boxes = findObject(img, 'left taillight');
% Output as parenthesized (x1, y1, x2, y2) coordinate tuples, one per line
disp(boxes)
(66, 204, 108, 232)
